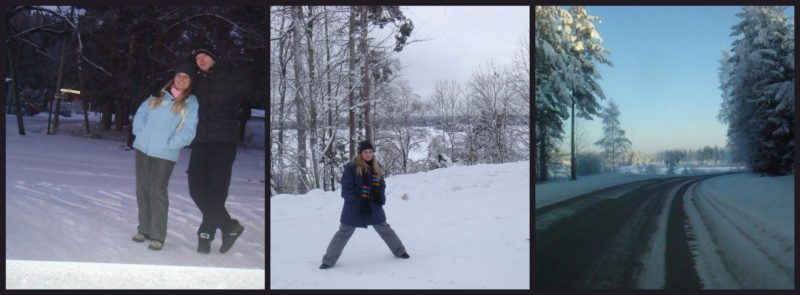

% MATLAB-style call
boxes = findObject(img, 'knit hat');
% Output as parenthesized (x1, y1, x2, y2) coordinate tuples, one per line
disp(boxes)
(192, 48, 218, 61)
(174, 62, 197, 80)
(358, 140, 374, 154)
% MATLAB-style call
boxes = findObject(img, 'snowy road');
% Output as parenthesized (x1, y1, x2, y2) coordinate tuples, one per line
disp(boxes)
(534, 173, 793, 289)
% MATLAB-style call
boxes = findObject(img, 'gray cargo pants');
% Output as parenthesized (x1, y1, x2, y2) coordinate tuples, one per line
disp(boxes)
(322, 222, 407, 266)
(135, 150, 175, 243)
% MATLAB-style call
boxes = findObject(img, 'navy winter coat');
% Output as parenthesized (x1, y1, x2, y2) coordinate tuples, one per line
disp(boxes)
(340, 162, 387, 228)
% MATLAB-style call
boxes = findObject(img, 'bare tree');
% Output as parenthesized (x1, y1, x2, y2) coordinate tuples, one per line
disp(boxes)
(290, 6, 309, 193)
(467, 62, 515, 164)
(380, 79, 426, 174)
(430, 80, 463, 160)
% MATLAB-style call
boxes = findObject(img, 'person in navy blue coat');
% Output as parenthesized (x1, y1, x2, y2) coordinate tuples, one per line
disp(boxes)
(319, 140, 410, 269)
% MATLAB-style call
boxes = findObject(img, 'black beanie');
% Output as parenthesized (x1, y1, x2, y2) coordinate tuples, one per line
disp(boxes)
(175, 62, 197, 80)
(358, 140, 374, 154)
(193, 48, 218, 61)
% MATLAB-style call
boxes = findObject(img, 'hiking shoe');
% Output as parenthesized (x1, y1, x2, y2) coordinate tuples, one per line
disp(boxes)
(220, 220, 245, 254)
(399, 253, 410, 259)
(319, 263, 332, 269)
(148, 240, 163, 250)
(132, 232, 149, 243)
(197, 233, 212, 254)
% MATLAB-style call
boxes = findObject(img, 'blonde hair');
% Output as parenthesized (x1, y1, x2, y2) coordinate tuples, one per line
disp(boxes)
(149, 78, 191, 114)
(353, 153, 382, 178)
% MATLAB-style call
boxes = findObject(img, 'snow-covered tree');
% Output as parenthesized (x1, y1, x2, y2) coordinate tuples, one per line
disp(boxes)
(376, 79, 426, 174)
(720, 6, 794, 175)
(430, 80, 464, 160)
(271, 6, 415, 194)
(566, 6, 612, 180)
(466, 62, 516, 164)
(535, 6, 573, 181)
(594, 99, 631, 172)
(535, 6, 611, 181)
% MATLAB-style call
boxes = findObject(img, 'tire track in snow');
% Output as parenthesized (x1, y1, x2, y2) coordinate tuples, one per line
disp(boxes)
(690, 183, 793, 288)
(686, 185, 747, 288)
(700, 184, 793, 258)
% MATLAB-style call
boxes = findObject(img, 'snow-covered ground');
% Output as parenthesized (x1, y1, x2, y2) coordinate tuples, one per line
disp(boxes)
(270, 161, 530, 289)
(536, 165, 746, 209)
(6, 259, 264, 289)
(5, 115, 266, 289)
(535, 173, 670, 209)
(685, 173, 794, 289)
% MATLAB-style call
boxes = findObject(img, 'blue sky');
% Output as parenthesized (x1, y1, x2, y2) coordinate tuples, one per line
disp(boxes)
(558, 6, 795, 154)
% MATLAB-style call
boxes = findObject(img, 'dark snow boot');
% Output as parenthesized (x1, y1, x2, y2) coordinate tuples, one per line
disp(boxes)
(399, 253, 410, 259)
(319, 263, 332, 269)
(197, 233, 213, 254)
(220, 220, 245, 254)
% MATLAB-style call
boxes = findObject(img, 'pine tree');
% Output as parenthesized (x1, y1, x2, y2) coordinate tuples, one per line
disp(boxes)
(534, 6, 573, 181)
(566, 6, 612, 180)
(594, 99, 631, 172)
(722, 6, 794, 175)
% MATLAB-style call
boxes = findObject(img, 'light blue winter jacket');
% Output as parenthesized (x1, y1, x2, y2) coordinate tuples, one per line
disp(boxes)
(132, 92, 199, 162)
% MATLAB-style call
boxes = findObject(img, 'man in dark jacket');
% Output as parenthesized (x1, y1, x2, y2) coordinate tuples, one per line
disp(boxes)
(188, 47, 247, 254)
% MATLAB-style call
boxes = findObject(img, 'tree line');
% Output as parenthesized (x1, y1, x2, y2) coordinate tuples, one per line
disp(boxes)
(718, 6, 794, 176)
(6, 6, 267, 140)
(271, 6, 529, 195)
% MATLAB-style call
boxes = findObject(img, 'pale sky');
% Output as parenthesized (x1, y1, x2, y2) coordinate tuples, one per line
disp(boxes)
(380, 6, 530, 101)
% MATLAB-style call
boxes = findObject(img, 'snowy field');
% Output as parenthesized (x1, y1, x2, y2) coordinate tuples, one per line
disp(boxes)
(5, 115, 266, 289)
(270, 161, 530, 289)
(686, 173, 794, 289)
(536, 166, 745, 209)
(535, 173, 669, 209)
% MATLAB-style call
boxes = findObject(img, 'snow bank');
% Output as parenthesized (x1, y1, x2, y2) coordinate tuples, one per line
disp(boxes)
(6, 260, 264, 289)
(535, 173, 669, 208)
(686, 173, 794, 289)
(698, 173, 793, 235)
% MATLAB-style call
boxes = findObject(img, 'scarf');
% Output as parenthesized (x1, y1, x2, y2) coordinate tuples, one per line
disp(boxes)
(358, 161, 383, 216)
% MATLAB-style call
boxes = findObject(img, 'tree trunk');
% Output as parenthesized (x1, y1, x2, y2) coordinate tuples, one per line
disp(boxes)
(612, 139, 616, 173)
(360, 6, 373, 144)
(305, 6, 321, 190)
(9, 40, 25, 135)
(571, 100, 576, 180)
(71, 7, 90, 135)
(324, 6, 336, 191)
(347, 7, 357, 159)
(50, 31, 69, 135)
(102, 99, 113, 129)
(114, 97, 124, 131)
(539, 134, 548, 181)
(275, 12, 288, 194)
(292, 6, 309, 193)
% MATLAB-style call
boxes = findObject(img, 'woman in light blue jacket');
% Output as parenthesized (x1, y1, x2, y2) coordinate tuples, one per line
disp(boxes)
(131, 63, 199, 250)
